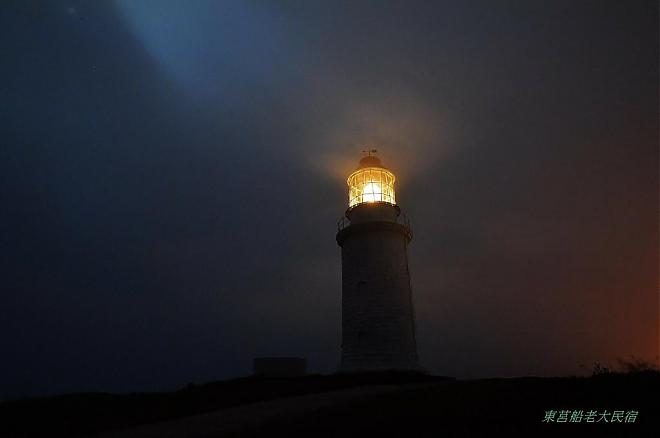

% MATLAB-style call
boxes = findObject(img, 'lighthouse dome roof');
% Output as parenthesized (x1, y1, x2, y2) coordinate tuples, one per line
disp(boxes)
(357, 155, 385, 169)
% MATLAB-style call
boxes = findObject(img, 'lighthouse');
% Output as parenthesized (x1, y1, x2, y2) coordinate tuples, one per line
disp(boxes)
(336, 152, 421, 372)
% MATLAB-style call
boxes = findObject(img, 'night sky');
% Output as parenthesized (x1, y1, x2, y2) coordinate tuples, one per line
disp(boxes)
(1, 0, 657, 400)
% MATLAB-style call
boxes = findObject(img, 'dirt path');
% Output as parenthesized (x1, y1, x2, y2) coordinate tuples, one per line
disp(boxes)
(93, 382, 443, 437)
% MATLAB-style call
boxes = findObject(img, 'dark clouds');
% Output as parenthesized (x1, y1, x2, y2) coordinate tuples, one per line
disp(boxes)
(0, 0, 657, 399)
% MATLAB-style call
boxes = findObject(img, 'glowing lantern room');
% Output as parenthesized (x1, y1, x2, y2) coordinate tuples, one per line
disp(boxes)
(347, 155, 396, 208)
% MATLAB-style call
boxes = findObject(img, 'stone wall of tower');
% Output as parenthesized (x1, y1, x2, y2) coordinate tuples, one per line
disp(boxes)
(337, 203, 420, 372)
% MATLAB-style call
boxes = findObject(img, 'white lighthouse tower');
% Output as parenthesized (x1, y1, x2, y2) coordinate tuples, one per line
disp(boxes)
(336, 152, 421, 372)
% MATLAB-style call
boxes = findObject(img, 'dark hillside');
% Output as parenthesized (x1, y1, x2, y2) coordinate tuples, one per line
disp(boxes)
(0, 372, 657, 437)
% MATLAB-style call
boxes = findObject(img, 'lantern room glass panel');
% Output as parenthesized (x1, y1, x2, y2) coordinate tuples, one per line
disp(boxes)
(347, 167, 396, 208)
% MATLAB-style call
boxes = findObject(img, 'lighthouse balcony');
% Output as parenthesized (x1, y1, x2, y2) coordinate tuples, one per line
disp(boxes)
(336, 202, 412, 244)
